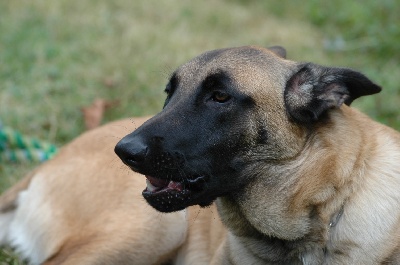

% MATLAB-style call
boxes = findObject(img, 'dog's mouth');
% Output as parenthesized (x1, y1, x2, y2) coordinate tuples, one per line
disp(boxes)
(144, 175, 183, 193)
(142, 174, 207, 212)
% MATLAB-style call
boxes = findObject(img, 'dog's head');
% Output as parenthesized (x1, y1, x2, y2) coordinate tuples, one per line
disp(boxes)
(115, 46, 380, 213)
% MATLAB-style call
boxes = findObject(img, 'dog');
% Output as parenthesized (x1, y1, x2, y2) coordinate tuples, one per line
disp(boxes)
(0, 117, 194, 265)
(114, 46, 400, 264)
(1, 46, 400, 264)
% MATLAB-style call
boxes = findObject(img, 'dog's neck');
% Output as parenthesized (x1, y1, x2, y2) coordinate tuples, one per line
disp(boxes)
(216, 195, 347, 264)
(216, 108, 370, 264)
(328, 203, 344, 229)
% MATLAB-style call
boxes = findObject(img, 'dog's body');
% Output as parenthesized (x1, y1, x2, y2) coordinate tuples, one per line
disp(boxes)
(2, 46, 400, 264)
(0, 118, 191, 265)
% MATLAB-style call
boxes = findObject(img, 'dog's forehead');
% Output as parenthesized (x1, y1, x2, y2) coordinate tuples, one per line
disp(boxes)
(174, 46, 294, 94)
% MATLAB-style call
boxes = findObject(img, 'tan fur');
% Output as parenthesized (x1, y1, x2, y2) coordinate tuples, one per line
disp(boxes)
(173, 204, 226, 265)
(211, 106, 400, 264)
(0, 118, 188, 264)
(1, 46, 400, 264)
(0, 169, 36, 212)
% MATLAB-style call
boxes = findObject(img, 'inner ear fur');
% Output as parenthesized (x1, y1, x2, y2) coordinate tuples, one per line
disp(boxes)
(284, 63, 382, 124)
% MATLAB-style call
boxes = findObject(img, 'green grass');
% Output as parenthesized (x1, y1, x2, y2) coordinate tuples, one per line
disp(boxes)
(253, 0, 400, 126)
(0, 247, 26, 265)
(0, 0, 399, 263)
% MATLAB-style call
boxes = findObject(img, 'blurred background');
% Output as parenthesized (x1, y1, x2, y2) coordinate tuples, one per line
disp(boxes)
(0, 0, 399, 262)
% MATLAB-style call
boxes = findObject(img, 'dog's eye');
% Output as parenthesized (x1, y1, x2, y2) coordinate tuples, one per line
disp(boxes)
(211, 91, 231, 103)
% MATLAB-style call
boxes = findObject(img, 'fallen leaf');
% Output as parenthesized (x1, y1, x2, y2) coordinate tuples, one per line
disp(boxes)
(103, 77, 118, 88)
(81, 98, 119, 130)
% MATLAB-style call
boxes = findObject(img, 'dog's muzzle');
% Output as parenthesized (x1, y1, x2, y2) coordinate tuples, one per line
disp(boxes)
(114, 134, 208, 212)
(114, 136, 149, 171)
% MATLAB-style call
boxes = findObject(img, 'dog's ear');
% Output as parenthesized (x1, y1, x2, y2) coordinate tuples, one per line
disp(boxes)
(284, 63, 381, 124)
(268, 46, 286, 59)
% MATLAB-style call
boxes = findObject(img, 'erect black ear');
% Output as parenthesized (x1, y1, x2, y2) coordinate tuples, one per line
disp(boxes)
(268, 46, 287, 59)
(284, 63, 381, 124)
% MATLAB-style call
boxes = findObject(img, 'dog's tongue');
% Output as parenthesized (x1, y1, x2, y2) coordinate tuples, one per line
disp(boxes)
(146, 175, 169, 187)
(145, 175, 183, 192)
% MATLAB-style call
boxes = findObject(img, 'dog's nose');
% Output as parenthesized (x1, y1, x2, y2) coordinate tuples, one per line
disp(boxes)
(114, 137, 148, 171)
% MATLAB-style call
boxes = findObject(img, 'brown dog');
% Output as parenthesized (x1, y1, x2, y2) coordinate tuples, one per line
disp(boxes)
(0, 118, 194, 265)
(2, 46, 400, 264)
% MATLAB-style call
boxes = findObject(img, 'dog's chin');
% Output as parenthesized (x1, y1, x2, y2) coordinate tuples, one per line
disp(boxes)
(142, 175, 214, 212)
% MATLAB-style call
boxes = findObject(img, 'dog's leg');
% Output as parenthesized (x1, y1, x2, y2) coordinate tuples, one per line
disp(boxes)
(0, 211, 14, 245)
(0, 169, 36, 246)
(5, 172, 65, 264)
(174, 205, 226, 265)
(4, 164, 188, 265)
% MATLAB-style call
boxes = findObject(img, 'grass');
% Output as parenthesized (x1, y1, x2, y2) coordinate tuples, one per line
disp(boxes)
(0, 247, 26, 265)
(0, 0, 399, 263)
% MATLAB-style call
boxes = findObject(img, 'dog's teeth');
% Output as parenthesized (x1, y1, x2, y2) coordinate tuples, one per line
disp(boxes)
(146, 179, 158, 192)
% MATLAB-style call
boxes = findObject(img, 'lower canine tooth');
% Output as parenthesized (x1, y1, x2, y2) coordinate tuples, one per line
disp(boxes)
(146, 179, 157, 192)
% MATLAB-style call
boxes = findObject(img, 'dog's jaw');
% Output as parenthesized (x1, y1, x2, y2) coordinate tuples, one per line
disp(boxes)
(141, 174, 212, 212)
(145, 176, 183, 193)
(142, 175, 191, 212)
